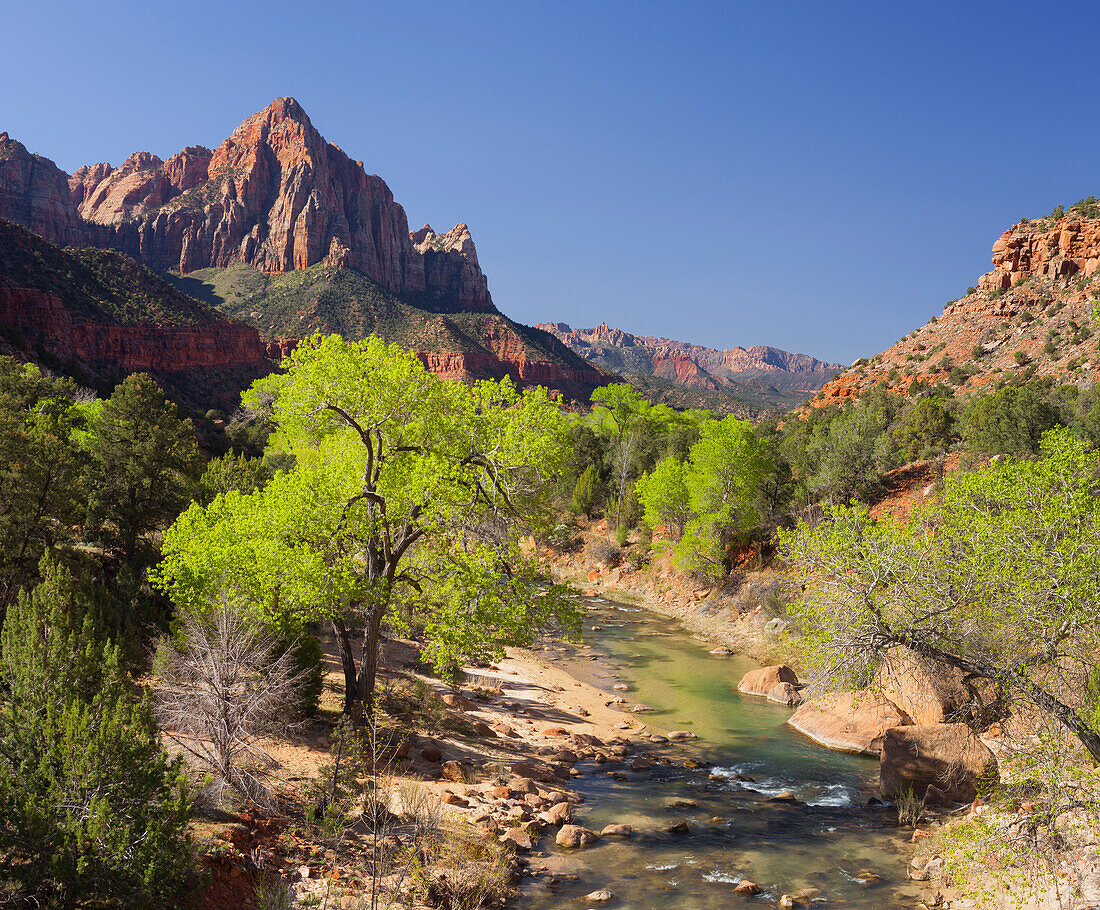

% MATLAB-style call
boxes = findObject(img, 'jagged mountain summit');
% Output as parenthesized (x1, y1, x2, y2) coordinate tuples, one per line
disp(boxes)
(0, 99, 604, 401)
(537, 322, 843, 413)
(812, 204, 1100, 407)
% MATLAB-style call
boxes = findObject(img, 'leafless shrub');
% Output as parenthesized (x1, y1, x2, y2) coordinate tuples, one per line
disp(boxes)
(587, 537, 622, 568)
(153, 592, 303, 808)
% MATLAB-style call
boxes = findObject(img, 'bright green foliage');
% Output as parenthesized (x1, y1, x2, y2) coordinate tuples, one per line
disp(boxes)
(0, 560, 193, 906)
(157, 334, 580, 714)
(85, 374, 203, 566)
(635, 415, 768, 577)
(570, 464, 600, 517)
(675, 416, 769, 575)
(635, 457, 691, 540)
(780, 428, 1100, 759)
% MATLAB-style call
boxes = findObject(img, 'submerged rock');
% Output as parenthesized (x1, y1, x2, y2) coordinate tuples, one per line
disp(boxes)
(555, 824, 599, 848)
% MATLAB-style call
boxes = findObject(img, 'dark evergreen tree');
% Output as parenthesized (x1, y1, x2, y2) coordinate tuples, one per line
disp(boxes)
(0, 559, 194, 907)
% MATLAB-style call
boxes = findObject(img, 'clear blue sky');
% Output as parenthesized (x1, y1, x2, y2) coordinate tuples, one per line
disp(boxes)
(3, 1, 1098, 364)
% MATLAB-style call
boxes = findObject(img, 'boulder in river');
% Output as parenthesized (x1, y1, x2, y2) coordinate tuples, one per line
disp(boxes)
(879, 723, 999, 804)
(555, 824, 599, 848)
(786, 689, 910, 755)
(737, 665, 799, 697)
(601, 823, 633, 837)
(767, 682, 803, 706)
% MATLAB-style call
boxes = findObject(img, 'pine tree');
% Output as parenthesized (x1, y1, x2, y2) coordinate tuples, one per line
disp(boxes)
(0, 559, 194, 907)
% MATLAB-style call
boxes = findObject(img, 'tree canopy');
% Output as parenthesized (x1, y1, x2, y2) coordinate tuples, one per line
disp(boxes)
(156, 334, 581, 715)
(780, 427, 1100, 760)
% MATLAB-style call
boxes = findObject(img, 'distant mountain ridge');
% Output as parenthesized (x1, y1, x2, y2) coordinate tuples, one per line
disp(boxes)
(537, 322, 842, 413)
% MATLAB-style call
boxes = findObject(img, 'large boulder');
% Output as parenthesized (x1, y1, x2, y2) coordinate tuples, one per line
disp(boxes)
(787, 689, 910, 755)
(737, 665, 799, 697)
(880, 723, 998, 804)
(555, 824, 599, 848)
(874, 647, 971, 725)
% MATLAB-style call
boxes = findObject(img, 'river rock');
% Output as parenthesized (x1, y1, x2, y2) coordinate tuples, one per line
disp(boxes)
(874, 646, 973, 725)
(778, 895, 795, 908)
(631, 757, 653, 771)
(667, 730, 697, 740)
(733, 879, 760, 894)
(787, 689, 911, 755)
(537, 802, 572, 825)
(499, 827, 533, 852)
(879, 723, 999, 804)
(584, 890, 613, 902)
(632, 703, 655, 713)
(555, 824, 599, 848)
(767, 682, 803, 706)
(737, 665, 799, 697)
(709, 646, 734, 655)
(667, 818, 689, 833)
(600, 823, 632, 837)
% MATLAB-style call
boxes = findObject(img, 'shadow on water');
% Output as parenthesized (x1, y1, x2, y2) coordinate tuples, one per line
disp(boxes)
(518, 596, 927, 910)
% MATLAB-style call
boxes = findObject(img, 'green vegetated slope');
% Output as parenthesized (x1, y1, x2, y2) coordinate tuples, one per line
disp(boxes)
(0, 219, 218, 326)
(169, 262, 598, 373)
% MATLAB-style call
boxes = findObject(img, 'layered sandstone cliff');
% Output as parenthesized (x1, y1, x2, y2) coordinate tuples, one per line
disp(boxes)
(1, 99, 495, 312)
(812, 213, 1100, 407)
(0, 133, 84, 246)
(0, 219, 269, 406)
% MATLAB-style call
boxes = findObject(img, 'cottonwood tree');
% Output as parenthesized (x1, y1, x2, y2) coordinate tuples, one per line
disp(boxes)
(156, 334, 580, 718)
(636, 415, 769, 577)
(780, 427, 1100, 761)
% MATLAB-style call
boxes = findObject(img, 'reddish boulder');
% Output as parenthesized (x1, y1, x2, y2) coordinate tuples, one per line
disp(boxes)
(737, 665, 799, 697)
(874, 647, 971, 726)
(787, 689, 911, 755)
(879, 723, 998, 804)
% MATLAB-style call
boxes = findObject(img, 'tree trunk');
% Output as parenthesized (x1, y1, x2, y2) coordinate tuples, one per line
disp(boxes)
(332, 618, 358, 717)
(355, 610, 385, 719)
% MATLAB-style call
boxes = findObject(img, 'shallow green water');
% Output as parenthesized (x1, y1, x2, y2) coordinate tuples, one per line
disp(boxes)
(519, 598, 926, 909)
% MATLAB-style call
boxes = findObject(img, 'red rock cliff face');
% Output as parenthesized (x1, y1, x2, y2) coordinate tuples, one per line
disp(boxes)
(0, 133, 84, 246)
(0, 281, 268, 376)
(811, 215, 1100, 409)
(63, 98, 495, 312)
(980, 217, 1100, 292)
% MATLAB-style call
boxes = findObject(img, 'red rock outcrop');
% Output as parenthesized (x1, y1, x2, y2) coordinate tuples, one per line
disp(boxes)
(811, 213, 1100, 408)
(0, 133, 84, 246)
(416, 315, 605, 398)
(412, 223, 493, 311)
(787, 689, 912, 755)
(879, 723, 998, 804)
(0, 281, 267, 379)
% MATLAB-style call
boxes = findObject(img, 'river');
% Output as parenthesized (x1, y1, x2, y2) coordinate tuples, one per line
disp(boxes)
(519, 596, 927, 909)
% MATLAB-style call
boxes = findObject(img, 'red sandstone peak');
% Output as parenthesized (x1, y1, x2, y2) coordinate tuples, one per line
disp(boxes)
(4, 97, 494, 310)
